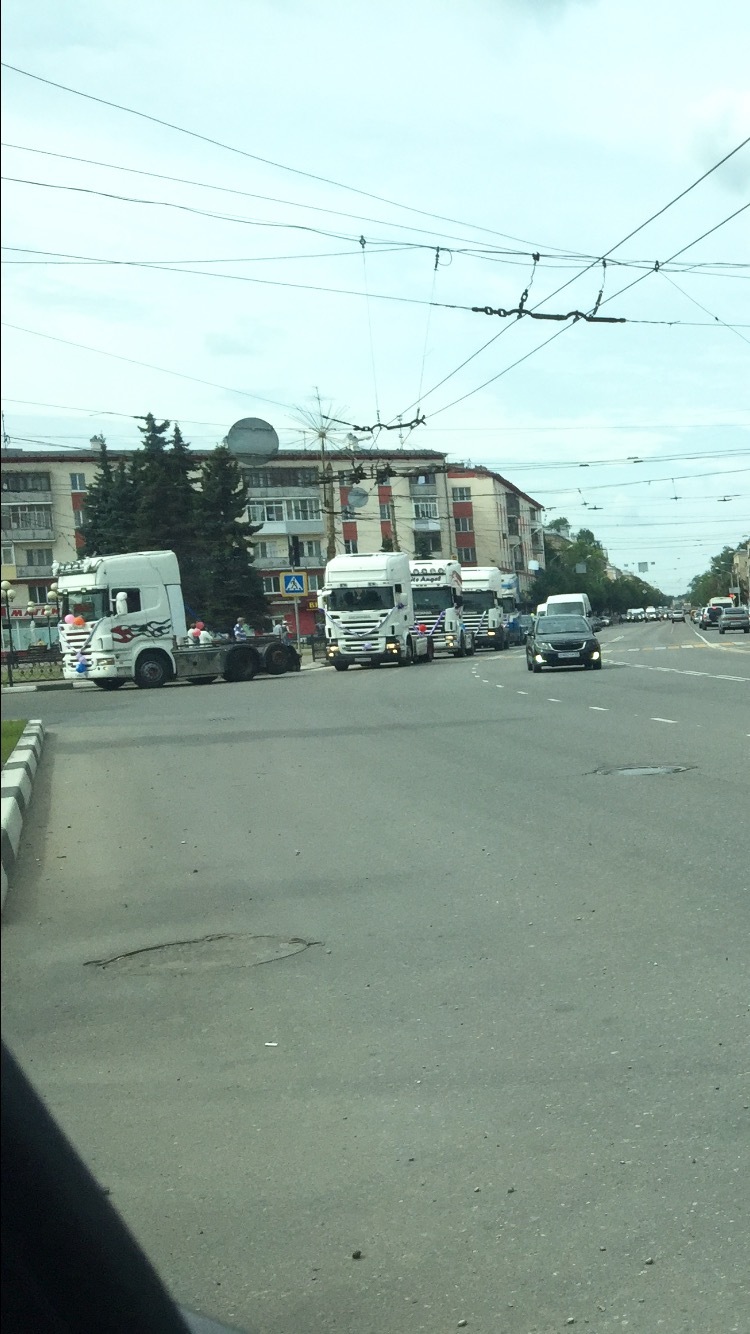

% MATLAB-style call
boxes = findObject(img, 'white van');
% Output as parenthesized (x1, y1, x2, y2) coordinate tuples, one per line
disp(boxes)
(545, 593, 593, 621)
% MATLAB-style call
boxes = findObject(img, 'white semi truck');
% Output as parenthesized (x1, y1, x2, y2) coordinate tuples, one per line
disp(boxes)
(409, 559, 474, 657)
(458, 567, 510, 650)
(54, 550, 298, 689)
(321, 552, 433, 670)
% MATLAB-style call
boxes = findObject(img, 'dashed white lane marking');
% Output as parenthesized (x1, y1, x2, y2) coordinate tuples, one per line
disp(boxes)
(589, 705, 609, 711)
(495, 684, 504, 688)
(612, 660, 750, 683)
(651, 716, 678, 724)
(517, 690, 529, 695)
(547, 698, 561, 702)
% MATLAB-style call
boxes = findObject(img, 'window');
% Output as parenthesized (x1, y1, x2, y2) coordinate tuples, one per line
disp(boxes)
(287, 498, 320, 521)
(530, 508, 543, 523)
(413, 501, 438, 520)
(379, 502, 394, 521)
(69, 473, 87, 491)
(507, 515, 520, 537)
(344, 539, 358, 555)
(262, 576, 281, 594)
(410, 473, 435, 489)
(2, 545, 15, 565)
(1, 505, 53, 532)
(308, 574, 320, 592)
(111, 588, 142, 613)
(303, 540, 322, 558)
(245, 467, 318, 488)
(452, 487, 471, 502)
(340, 506, 355, 520)
(2, 472, 51, 493)
(73, 508, 85, 529)
(454, 516, 472, 533)
(25, 548, 54, 567)
(28, 583, 50, 604)
(248, 501, 284, 523)
(457, 546, 477, 564)
(505, 493, 520, 516)
(414, 533, 442, 557)
(256, 541, 281, 559)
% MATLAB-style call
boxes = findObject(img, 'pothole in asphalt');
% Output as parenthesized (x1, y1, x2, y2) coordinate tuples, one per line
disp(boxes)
(84, 933, 322, 973)
(594, 764, 695, 777)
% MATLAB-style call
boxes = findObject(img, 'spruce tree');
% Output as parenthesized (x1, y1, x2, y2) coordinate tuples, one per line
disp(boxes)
(129, 413, 175, 552)
(166, 424, 200, 585)
(81, 437, 114, 555)
(195, 446, 268, 631)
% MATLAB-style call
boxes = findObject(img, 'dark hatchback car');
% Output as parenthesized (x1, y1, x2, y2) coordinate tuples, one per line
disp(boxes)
(526, 615, 602, 672)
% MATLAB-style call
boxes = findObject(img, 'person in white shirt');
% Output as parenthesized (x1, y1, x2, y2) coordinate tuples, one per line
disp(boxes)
(198, 627, 214, 645)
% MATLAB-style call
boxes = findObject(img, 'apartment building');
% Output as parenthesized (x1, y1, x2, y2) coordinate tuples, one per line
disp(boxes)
(447, 465, 545, 598)
(1, 444, 545, 637)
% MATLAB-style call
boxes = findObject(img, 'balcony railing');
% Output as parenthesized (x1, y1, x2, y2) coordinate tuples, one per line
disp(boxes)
(1, 490, 53, 508)
(251, 519, 324, 537)
(15, 563, 55, 579)
(1, 526, 55, 542)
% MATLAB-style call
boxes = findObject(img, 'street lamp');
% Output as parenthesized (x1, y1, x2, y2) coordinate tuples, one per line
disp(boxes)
(1, 580, 16, 687)
(47, 584, 59, 651)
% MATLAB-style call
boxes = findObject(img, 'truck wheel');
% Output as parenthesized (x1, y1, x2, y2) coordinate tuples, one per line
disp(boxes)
(333, 661, 349, 671)
(453, 633, 466, 658)
(465, 634, 476, 657)
(95, 679, 126, 691)
(426, 639, 435, 662)
(263, 642, 291, 675)
(399, 639, 414, 666)
(222, 647, 259, 682)
(134, 652, 171, 689)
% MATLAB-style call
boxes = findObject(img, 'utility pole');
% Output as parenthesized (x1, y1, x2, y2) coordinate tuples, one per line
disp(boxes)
(321, 431, 337, 562)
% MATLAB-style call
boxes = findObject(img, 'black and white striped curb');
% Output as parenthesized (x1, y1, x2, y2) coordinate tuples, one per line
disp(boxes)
(1, 721, 45, 912)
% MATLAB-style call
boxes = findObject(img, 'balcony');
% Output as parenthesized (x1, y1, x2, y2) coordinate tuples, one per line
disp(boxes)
(1, 526, 55, 542)
(1, 490, 53, 508)
(253, 554, 322, 570)
(16, 563, 55, 579)
(252, 519, 324, 537)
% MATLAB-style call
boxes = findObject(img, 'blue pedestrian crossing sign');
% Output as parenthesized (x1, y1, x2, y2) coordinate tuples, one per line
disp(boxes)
(281, 572, 307, 596)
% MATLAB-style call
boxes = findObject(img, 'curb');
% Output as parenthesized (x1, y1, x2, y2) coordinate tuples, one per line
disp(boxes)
(1, 720, 45, 913)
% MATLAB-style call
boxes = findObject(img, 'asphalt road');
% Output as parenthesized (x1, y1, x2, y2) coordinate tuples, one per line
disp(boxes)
(2, 620, 748, 1334)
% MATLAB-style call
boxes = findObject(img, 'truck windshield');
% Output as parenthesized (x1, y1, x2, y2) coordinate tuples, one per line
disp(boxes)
(328, 586, 394, 612)
(462, 591, 494, 612)
(59, 589, 109, 623)
(412, 587, 453, 613)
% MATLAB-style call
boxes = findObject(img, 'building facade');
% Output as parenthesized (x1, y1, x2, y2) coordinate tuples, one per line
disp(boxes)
(2, 444, 545, 639)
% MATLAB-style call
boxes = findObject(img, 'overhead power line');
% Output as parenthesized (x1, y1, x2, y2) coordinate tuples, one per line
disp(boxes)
(0, 322, 296, 413)
(0, 62, 587, 253)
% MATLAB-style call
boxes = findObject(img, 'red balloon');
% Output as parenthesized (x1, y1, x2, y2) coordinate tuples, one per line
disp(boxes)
(73, 616, 86, 626)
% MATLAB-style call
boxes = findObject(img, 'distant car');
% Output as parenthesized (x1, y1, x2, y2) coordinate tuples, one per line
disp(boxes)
(700, 607, 721, 629)
(517, 615, 534, 642)
(526, 614, 602, 672)
(671, 608, 685, 622)
(718, 606, 749, 634)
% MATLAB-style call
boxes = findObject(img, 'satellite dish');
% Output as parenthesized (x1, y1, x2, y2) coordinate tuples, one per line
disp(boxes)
(348, 486, 369, 509)
(224, 418, 279, 464)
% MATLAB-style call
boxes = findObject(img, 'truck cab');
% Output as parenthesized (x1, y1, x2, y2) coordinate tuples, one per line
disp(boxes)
(409, 560, 473, 657)
(458, 567, 511, 650)
(321, 553, 432, 670)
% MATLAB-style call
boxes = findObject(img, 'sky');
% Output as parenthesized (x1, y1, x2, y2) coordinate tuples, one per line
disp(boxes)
(1, 0, 748, 596)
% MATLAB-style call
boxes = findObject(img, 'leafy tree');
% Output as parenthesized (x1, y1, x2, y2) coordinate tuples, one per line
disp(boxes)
(193, 446, 268, 631)
(545, 516, 571, 534)
(687, 542, 747, 607)
(530, 525, 666, 611)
